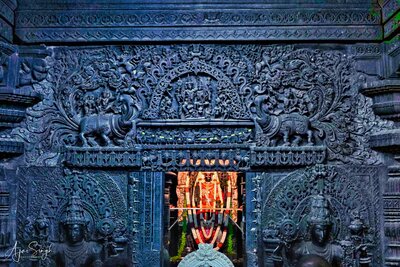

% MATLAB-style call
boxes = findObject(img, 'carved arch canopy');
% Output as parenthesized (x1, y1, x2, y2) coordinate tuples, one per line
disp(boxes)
(13, 44, 390, 169)
(143, 59, 249, 120)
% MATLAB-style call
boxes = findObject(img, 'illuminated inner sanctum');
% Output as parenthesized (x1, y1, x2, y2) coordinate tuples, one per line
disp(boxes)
(167, 171, 244, 266)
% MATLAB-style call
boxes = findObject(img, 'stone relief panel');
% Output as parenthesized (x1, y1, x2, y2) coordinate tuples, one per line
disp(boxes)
(251, 165, 384, 267)
(16, 167, 133, 266)
(12, 44, 390, 168)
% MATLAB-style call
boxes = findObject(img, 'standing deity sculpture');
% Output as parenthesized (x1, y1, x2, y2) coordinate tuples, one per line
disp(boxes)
(266, 193, 371, 267)
(52, 194, 103, 267)
(193, 172, 224, 213)
(294, 194, 343, 267)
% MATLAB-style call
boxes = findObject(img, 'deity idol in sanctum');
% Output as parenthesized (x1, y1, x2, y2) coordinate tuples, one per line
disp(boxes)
(193, 172, 224, 213)
(183, 171, 236, 250)
(52, 194, 103, 267)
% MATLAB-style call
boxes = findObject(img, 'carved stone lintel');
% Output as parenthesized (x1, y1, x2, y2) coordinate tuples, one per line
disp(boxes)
(63, 145, 327, 170)
(12, 44, 388, 167)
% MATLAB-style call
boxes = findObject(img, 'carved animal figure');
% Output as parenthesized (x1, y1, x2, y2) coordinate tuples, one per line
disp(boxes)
(79, 94, 139, 146)
(253, 95, 313, 146)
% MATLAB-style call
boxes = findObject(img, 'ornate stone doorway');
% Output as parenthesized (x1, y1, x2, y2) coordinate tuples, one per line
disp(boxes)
(1, 27, 398, 265)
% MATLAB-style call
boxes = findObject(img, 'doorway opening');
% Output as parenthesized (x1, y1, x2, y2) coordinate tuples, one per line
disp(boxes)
(165, 171, 245, 267)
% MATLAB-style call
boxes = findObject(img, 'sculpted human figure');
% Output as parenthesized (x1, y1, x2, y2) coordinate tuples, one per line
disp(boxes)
(96, 89, 114, 114)
(83, 94, 96, 116)
(53, 194, 103, 267)
(294, 195, 343, 267)
(268, 194, 372, 267)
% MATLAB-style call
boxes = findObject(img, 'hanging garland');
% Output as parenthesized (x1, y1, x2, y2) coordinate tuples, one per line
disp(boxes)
(171, 217, 188, 263)
(226, 222, 234, 255)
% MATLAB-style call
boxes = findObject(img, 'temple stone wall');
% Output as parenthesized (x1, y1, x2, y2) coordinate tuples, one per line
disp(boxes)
(0, 0, 399, 266)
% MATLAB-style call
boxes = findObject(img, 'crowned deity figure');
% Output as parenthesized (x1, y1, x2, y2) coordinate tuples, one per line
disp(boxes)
(193, 172, 224, 213)
(294, 194, 343, 267)
(52, 194, 103, 267)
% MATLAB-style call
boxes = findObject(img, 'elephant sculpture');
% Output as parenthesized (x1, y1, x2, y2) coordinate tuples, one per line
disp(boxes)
(79, 94, 139, 146)
(253, 95, 313, 146)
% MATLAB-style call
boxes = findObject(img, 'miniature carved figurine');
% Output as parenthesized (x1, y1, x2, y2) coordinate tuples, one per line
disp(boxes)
(294, 194, 343, 267)
(33, 210, 50, 244)
(53, 194, 103, 267)
(83, 94, 97, 116)
(19, 58, 48, 87)
(96, 89, 115, 114)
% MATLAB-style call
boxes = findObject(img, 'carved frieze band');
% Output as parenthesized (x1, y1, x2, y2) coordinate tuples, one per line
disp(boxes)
(382, 0, 400, 23)
(16, 9, 380, 28)
(63, 146, 326, 170)
(14, 4, 383, 42)
(16, 26, 382, 43)
(0, 0, 14, 26)
(351, 44, 382, 58)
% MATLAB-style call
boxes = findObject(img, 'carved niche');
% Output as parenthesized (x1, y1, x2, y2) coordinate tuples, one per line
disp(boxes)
(253, 165, 383, 267)
(12, 44, 389, 168)
(17, 167, 131, 266)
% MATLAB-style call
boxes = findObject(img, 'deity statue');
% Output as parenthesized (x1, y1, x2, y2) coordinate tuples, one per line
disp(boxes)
(33, 210, 50, 244)
(53, 194, 103, 267)
(184, 171, 233, 249)
(267, 194, 373, 267)
(294, 194, 343, 267)
(96, 89, 114, 114)
(193, 172, 224, 213)
(83, 94, 96, 116)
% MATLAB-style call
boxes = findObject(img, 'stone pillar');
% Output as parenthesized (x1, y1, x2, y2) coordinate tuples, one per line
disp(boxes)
(131, 172, 165, 267)
(0, 43, 48, 159)
(0, 42, 48, 267)
(245, 172, 261, 267)
(0, 180, 11, 265)
(384, 167, 400, 265)
(361, 47, 400, 265)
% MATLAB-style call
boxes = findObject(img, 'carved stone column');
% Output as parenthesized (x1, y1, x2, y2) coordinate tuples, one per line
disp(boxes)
(361, 43, 400, 265)
(0, 42, 48, 265)
(0, 179, 11, 265)
(384, 166, 400, 265)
